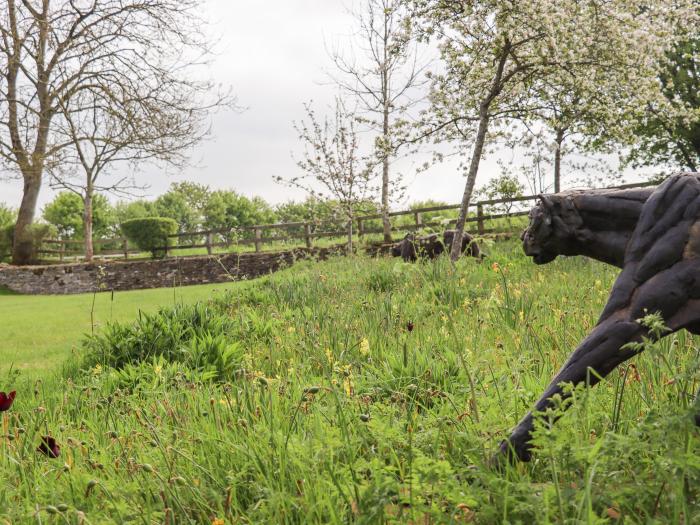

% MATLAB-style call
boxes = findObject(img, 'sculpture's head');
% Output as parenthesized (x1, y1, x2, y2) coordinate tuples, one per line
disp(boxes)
(521, 195, 560, 264)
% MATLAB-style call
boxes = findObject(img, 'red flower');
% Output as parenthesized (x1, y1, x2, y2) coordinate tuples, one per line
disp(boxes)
(0, 391, 15, 411)
(38, 436, 60, 458)
(406, 321, 414, 333)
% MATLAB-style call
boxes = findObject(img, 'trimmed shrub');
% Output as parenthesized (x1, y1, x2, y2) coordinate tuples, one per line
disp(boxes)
(121, 217, 178, 258)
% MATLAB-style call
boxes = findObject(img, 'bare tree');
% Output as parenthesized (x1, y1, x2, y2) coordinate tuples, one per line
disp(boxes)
(276, 98, 378, 253)
(0, 0, 228, 264)
(48, 79, 217, 261)
(329, 0, 427, 243)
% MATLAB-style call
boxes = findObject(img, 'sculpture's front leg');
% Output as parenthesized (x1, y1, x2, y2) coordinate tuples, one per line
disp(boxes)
(498, 256, 700, 463)
(498, 316, 646, 462)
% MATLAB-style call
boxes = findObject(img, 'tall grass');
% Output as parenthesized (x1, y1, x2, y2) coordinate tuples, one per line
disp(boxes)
(0, 241, 698, 523)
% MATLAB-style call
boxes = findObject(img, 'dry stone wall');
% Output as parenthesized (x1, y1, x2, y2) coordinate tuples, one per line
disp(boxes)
(0, 247, 342, 295)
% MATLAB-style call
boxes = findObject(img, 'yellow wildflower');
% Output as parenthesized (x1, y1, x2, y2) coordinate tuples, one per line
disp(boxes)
(343, 377, 354, 396)
(359, 338, 370, 356)
(325, 348, 334, 364)
(212, 519, 225, 525)
(92, 364, 102, 376)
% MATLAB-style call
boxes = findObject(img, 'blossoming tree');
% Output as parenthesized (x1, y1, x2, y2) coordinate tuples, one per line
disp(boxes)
(409, 0, 693, 261)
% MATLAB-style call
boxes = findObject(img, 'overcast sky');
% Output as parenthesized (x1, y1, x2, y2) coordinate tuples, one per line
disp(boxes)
(0, 0, 642, 213)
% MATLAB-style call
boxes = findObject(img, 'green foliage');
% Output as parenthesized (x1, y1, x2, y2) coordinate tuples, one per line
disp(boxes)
(476, 173, 526, 213)
(113, 199, 155, 225)
(153, 191, 199, 233)
(203, 190, 277, 240)
(82, 302, 243, 380)
(398, 199, 457, 228)
(274, 197, 340, 224)
(0, 203, 15, 229)
(153, 182, 211, 234)
(42, 191, 114, 239)
(168, 182, 211, 212)
(120, 217, 178, 258)
(627, 37, 700, 171)
(0, 204, 15, 262)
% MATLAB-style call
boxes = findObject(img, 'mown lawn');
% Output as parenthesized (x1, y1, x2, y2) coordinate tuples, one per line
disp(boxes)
(0, 280, 247, 376)
(0, 240, 698, 523)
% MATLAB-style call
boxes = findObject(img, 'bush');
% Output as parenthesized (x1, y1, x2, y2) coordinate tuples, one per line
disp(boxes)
(121, 217, 178, 258)
(81, 302, 243, 380)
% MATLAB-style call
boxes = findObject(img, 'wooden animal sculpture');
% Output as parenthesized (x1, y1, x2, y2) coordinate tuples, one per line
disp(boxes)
(392, 231, 481, 262)
(444, 230, 482, 259)
(391, 233, 443, 261)
(499, 173, 700, 463)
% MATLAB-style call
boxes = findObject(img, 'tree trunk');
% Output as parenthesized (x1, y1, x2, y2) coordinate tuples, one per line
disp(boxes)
(381, 155, 392, 243)
(12, 174, 42, 265)
(83, 191, 94, 262)
(449, 44, 508, 263)
(347, 218, 353, 254)
(450, 107, 490, 262)
(381, 102, 392, 243)
(553, 128, 564, 193)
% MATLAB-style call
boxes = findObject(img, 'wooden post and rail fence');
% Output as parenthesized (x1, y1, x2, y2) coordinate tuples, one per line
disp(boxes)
(35, 181, 656, 263)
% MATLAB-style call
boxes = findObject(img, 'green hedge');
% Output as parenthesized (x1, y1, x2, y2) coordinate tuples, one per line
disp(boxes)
(121, 217, 178, 259)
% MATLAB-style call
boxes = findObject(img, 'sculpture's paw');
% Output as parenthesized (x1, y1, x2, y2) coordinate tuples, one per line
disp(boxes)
(489, 439, 532, 471)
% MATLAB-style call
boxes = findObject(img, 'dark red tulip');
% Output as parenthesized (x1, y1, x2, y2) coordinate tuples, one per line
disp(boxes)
(0, 391, 16, 411)
(38, 436, 60, 458)
(406, 321, 414, 333)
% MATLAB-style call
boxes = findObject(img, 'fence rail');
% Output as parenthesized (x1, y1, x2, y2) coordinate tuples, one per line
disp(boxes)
(36, 180, 656, 262)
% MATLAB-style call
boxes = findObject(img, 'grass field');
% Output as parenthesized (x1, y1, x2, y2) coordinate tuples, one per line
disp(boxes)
(0, 280, 246, 376)
(0, 240, 698, 523)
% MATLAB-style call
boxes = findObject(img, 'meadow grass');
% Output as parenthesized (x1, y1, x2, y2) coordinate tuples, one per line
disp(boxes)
(0, 240, 698, 523)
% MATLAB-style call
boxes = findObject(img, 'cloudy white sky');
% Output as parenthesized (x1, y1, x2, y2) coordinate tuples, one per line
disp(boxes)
(0, 0, 641, 213)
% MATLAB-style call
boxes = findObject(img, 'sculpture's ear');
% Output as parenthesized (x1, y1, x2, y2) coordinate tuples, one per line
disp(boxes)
(537, 194, 553, 210)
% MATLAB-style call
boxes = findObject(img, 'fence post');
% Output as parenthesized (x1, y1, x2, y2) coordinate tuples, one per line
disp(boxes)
(477, 204, 485, 235)
(357, 219, 364, 238)
(414, 212, 423, 228)
(304, 223, 313, 249)
(254, 228, 262, 252)
(122, 238, 128, 260)
(206, 232, 213, 255)
(59, 240, 64, 262)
